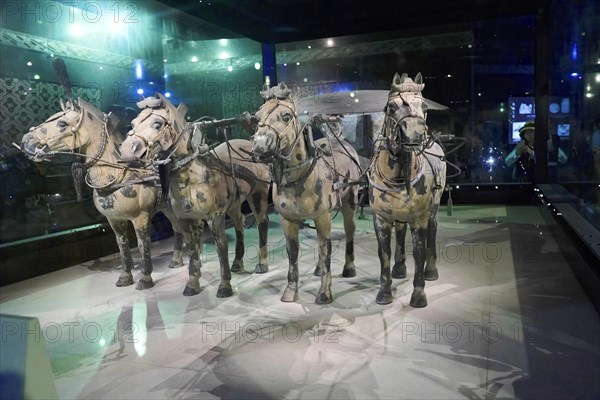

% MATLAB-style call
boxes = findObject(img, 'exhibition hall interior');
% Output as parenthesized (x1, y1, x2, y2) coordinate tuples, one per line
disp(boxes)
(1, 0, 599, 399)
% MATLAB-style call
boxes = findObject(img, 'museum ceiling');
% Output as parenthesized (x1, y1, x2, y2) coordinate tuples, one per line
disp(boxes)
(0, 0, 542, 85)
(154, 0, 545, 43)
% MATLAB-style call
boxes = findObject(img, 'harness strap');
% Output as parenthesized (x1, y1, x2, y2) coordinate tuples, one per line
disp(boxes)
(368, 154, 425, 193)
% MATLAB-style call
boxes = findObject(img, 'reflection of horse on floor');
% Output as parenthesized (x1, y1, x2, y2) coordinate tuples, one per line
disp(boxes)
(20, 98, 187, 289)
(120, 94, 271, 297)
(368, 73, 447, 307)
(251, 83, 362, 304)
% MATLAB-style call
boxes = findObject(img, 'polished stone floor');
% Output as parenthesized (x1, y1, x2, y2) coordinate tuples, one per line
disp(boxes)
(1, 205, 599, 399)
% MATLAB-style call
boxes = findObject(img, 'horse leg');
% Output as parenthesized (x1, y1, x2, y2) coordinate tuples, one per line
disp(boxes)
(392, 222, 408, 278)
(249, 191, 269, 273)
(280, 218, 300, 302)
(162, 207, 185, 269)
(209, 214, 233, 298)
(228, 206, 245, 274)
(341, 199, 357, 278)
(314, 212, 333, 304)
(108, 219, 134, 287)
(182, 219, 204, 296)
(409, 225, 428, 308)
(374, 213, 393, 304)
(131, 213, 154, 290)
(424, 204, 440, 281)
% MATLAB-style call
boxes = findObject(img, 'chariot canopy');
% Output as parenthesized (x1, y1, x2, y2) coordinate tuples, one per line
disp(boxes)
(297, 90, 448, 116)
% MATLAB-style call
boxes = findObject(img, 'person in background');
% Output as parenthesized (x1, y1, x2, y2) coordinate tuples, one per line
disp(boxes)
(504, 121, 567, 182)
(505, 121, 536, 182)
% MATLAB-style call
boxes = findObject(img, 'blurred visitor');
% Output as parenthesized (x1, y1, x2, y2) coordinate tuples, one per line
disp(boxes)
(505, 121, 567, 182)
(505, 121, 536, 181)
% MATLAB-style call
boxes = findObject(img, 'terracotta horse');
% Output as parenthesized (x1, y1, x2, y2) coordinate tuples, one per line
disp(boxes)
(120, 94, 270, 297)
(20, 98, 186, 289)
(250, 83, 362, 304)
(368, 73, 447, 307)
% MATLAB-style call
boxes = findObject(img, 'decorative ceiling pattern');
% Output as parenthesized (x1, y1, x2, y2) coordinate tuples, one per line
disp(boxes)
(0, 28, 163, 74)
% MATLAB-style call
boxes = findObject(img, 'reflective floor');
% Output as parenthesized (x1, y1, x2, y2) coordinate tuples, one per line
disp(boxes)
(1, 205, 599, 399)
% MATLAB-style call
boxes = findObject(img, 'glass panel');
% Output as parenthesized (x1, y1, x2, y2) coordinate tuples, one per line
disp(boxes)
(0, 0, 264, 245)
(274, 17, 536, 187)
(548, 0, 600, 229)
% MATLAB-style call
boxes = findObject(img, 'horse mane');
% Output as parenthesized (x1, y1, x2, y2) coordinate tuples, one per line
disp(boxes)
(260, 82, 295, 103)
(136, 94, 189, 134)
(75, 98, 123, 144)
(390, 72, 425, 95)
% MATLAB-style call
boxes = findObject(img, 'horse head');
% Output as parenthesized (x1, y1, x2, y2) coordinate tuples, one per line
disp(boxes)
(251, 82, 299, 163)
(120, 93, 188, 164)
(382, 72, 428, 156)
(21, 98, 103, 162)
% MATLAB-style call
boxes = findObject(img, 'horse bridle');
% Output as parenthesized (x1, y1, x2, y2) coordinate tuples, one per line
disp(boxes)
(382, 92, 431, 156)
(255, 98, 302, 161)
(127, 107, 178, 161)
(28, 105, 108, 168)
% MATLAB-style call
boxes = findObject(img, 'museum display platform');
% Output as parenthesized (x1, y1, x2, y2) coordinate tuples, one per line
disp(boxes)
(1, 205, 598, 399)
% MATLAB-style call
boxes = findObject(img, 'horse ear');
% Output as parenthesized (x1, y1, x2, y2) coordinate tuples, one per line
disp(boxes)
(260, 83, 271, 99)
(273, 82, 292, 99)
(60, 98, 66, 111)
(176, 101, 187, 116)
(414, 73, 423, 84)
(176, 102, 188, 130)
(156, 93, 168, 105)
(392, 72, 402, 85)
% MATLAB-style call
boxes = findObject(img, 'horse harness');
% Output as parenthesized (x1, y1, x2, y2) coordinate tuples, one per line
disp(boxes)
(258, 98, 358, 194)
(369, 92, 444, 193)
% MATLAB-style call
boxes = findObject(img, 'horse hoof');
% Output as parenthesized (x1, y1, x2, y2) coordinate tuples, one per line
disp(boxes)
(135, 277, 154, 290)
(230, 261, 244, 274)
(342, 262, 356, 277)
(254, 263, 268, 274)
(216, 283, 234, 298)
(183, 286, 200, 296)
(376, 290, 393, 305)
(315, 291, 333, 305)
(281, 287, 298, 302)
(410, 290, 428, 308)
(392, 263, 407, 279)
(115, 275, 134, 287)
(168, 260, 184, 269)
(424, 268, 439, 281)
(314, 266, 323, 276)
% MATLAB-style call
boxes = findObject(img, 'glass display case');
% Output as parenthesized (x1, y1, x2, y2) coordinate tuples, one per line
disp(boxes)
(1, 0, 598, 278)
(0, 0, 264, 250)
